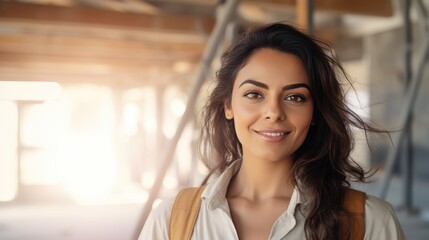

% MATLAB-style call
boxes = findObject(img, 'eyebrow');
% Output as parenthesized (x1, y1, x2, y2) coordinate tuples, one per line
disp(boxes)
(238, 79, 311, 92)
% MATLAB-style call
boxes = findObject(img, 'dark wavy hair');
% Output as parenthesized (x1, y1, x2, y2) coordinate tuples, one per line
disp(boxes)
(200, 23, 383, 240)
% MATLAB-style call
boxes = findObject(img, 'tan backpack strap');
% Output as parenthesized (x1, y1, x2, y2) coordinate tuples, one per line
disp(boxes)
(169, 185, 206, 240)
(340, 188, 366, 240)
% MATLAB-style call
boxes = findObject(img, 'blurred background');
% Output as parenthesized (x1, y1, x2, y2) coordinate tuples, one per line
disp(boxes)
(0, 0, 428, 239)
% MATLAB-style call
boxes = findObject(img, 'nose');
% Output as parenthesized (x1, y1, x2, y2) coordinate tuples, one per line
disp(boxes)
(264, 99, 286, 122)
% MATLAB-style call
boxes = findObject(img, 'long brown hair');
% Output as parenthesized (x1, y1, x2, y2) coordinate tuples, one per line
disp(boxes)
(200, 23, 383, 239)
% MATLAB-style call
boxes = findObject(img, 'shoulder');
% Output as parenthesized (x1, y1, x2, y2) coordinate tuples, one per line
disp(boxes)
(137, 197, 175, 240)
(365, 194, 395, 215)
(364, 195, 405, 240)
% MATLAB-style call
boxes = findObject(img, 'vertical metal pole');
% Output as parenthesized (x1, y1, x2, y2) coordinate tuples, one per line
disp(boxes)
(156, 86, 165, 161)
(307, 0, 314, 35)
(402, 0, 414, 211)
(133, 0, 240, 239)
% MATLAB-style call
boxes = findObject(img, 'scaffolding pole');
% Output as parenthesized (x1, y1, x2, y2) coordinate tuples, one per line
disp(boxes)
(379, 0, 429, 200)
(401, 0, 414, 212)
(132, 0, 240, 239)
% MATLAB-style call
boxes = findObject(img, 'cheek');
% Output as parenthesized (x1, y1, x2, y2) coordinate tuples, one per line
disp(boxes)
(288, 105, 313, 133)
(289, 109, 313, 151)
(231, 101, 259, 142)
(295, 111, 313, 127)
(231, 100, 259, 123)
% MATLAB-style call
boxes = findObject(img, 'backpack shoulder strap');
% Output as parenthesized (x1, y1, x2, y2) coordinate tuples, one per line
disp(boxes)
(169, 185, 206, 240)
(340, 188, 366, 240)
(169, 186, 365, 240)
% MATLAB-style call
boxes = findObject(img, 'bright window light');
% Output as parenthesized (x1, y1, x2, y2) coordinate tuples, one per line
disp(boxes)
(0, 101, 18, 201)
(0, 81, 61, 101)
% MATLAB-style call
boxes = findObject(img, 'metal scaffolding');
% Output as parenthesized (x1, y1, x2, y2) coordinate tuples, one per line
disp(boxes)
(132, 0, 241, 238)
(378, 0, 429, 213)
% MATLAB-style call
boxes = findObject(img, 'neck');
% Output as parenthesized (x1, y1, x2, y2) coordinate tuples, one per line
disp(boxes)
(228, 154, 295, 201)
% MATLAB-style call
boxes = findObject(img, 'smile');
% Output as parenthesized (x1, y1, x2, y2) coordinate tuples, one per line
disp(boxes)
(254, 130, 291, 142)
(259, 132, 287, 137)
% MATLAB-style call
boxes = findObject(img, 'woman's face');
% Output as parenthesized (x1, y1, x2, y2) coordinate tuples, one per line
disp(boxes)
(225, 48, 313, 162)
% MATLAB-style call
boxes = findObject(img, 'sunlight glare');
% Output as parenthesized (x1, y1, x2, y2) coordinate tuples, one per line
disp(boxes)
(141, 171, 156, 190)
(0, 81, 61, 101)
(59, 134, 116, 202)
(162, 175, 178, 190)
(0, 101, 18, 201)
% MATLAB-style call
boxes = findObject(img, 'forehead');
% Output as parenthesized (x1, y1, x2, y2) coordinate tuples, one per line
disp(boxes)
(234, 48, 309, 88)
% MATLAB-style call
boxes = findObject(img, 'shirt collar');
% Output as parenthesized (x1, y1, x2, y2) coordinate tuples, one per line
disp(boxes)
(201, 159, 304, 211)
(202, 159, 242, 210)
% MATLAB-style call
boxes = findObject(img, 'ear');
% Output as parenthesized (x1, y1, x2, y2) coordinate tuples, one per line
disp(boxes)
(224, 100, 233, 120)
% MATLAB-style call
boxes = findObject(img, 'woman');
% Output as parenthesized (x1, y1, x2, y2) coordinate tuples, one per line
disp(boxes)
(139, 23, 404, 240)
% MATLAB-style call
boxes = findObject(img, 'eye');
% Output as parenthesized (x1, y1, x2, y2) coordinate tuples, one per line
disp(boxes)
(243, 91, 263, 99)
(285, 94, 305, 102)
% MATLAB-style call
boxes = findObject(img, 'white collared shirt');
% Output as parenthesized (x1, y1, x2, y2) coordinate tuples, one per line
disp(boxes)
(139, 160, 404, 240)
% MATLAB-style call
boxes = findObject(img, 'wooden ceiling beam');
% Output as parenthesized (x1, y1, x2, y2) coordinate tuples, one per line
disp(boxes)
(0, 34, 204, 62)
(0, 1, 215, 33)
(0, 51, 195, 87)
(136, 0, 394, 17)
(0, 51, 196, 68)
(0, 71, 188, 88)
(142, 0, 394, 17)
(244, 0, 393, 17)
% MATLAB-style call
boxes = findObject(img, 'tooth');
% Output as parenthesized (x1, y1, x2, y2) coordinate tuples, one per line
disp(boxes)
(262, 132, 284, 136)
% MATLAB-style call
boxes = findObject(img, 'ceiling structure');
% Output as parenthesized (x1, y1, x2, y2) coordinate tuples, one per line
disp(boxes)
(0, 0, 396, 88)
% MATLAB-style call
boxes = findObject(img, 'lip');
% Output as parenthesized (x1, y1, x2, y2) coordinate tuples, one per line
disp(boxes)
(253, 129, 291, 142)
